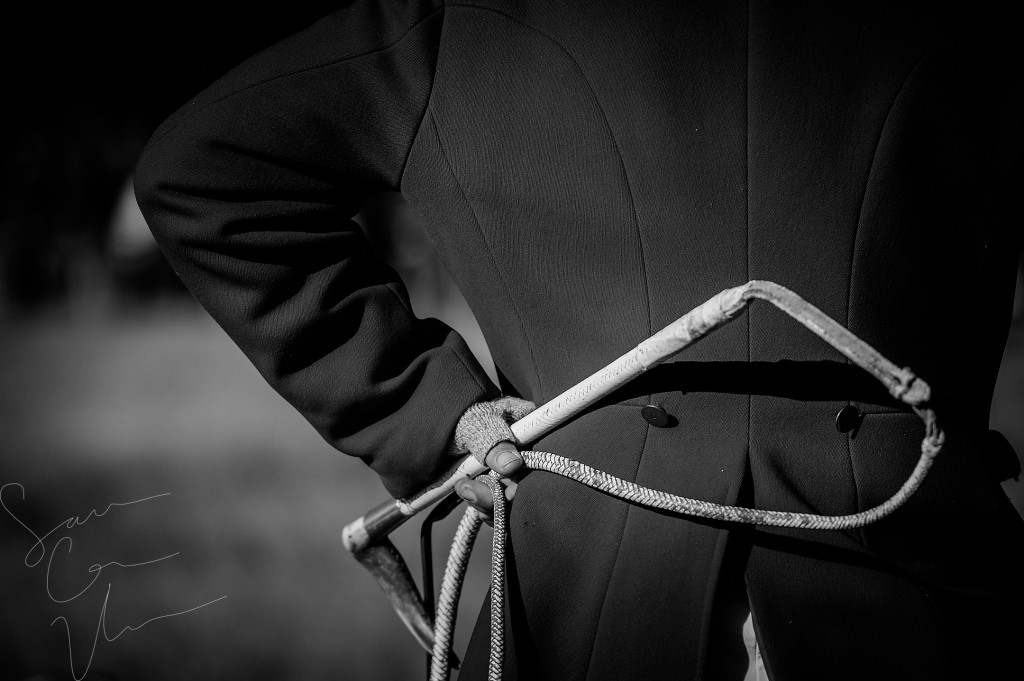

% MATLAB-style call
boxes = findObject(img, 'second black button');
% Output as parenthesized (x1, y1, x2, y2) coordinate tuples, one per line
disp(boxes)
(641, 404, 671, 428)
(835, 405, 861, 433)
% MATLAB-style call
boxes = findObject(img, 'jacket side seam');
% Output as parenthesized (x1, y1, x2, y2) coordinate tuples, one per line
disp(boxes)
(427, 112, 546, 397)
(400, 6, 448, 185)
(447, 3, 652, 340)
(845, 24, 974, 532)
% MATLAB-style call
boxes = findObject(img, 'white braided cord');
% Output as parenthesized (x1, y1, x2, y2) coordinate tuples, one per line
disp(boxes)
(432, 407, 944, 679)
(481, 473, 507, 681)
(429, 505, 485, 681)
(522, 407, 942, 530)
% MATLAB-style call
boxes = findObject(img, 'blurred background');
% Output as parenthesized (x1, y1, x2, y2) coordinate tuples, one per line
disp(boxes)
(0, 4, 1021, 680)
(1, 4, 492, 681)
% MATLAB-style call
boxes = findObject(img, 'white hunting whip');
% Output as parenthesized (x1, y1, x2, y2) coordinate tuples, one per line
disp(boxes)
(341, 280, 944, 681)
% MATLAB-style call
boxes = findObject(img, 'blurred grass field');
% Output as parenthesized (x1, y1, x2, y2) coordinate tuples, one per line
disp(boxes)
(0, 302, 493, 681)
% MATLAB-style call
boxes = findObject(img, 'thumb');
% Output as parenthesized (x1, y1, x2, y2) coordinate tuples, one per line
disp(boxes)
(484, 441, 523, 476)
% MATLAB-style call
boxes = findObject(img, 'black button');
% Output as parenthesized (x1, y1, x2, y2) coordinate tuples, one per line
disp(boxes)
(835, 405, 860, 433)
(641, 404, 671, 428)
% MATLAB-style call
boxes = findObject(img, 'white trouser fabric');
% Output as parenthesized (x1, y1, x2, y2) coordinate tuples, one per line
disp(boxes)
(742, 613, 769, 681)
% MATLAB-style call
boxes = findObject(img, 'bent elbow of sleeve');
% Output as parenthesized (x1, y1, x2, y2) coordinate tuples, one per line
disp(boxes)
(133, 137, 181, 245)
(132, 132, 192, 248)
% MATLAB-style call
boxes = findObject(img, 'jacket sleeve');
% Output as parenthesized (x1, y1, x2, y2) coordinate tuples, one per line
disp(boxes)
(133, 1, 497, 499)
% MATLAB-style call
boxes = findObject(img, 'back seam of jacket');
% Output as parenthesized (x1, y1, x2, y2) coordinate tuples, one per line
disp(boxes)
(426, 112, 546, 396)
(741, 6, 758, 676)
(744, 0, 751, 437)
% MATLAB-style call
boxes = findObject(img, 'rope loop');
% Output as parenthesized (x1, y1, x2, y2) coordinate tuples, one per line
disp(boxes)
(430, 409, 945, 680)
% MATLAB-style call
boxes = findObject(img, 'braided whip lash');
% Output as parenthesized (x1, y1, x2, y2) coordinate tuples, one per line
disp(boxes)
(415, 281, 945, 680)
